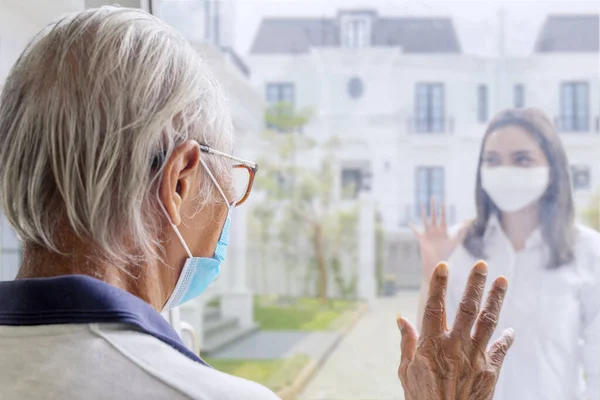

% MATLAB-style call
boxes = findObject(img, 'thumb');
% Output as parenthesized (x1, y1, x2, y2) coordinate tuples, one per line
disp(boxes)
(397, 315, 418, 379)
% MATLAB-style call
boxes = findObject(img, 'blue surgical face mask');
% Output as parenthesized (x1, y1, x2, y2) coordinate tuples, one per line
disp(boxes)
(161, 158, 232, 311)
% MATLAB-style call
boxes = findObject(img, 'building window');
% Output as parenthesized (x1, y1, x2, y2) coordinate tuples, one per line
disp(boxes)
(341, 168, 363, 199)
(415, 83, 445, 133)
(514, 84, 525, 108)
(415, 167, 445, 217)
(341, 15, 371, 48)
(477, 84, 488, 123)
(571, 165, 591, 191)
(266, 82, 294, 106)
(266, 83, 295, 132)
(560, 82, 589, 132)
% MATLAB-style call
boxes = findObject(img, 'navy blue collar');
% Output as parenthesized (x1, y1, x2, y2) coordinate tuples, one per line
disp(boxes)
(0, 275, 208, 366)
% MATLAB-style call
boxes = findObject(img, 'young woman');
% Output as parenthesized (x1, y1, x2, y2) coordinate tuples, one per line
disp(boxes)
(413, 108, 600, 400)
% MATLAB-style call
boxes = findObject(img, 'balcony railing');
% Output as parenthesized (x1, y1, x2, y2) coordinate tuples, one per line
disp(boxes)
(407, 117, 455, 134)
(554, 116, 600, 133)
(398, 203, 456, 228)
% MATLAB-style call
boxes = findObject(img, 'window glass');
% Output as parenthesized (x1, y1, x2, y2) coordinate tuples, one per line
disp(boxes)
(3, 2, 600, 398)
(477, 84, 488, 123)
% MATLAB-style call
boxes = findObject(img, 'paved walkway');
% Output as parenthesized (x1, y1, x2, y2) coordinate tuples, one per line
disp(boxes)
(299, 291, 419, 400)
(211, 330, 339, 360)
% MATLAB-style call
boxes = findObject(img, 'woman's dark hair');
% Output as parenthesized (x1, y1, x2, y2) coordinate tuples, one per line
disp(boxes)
(463, 108, 575, 269)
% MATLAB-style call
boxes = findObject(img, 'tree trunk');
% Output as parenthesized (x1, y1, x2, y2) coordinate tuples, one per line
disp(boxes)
(313, 223, 327, 304)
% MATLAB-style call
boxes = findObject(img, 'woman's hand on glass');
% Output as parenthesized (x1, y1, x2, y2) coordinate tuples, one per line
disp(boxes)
(397, 261, 514, 400)
(410, 198, 468, 281)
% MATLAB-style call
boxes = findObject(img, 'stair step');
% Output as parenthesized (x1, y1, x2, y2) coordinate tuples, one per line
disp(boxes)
(204, 317, 239, 338)
(201, 323, 259, 355)
(203, 306, 221, 324)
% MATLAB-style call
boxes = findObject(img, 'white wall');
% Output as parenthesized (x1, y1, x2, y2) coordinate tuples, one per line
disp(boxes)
(0, 1, 84, 83)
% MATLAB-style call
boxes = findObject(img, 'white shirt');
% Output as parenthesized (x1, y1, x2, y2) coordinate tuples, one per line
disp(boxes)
(447, 216, 600, 400)
(0, 323, 279, 400)
(0, 275, 279, 400)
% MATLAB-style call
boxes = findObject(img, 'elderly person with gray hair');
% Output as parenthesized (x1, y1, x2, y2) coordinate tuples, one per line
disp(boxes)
(0, 6, 514, 400)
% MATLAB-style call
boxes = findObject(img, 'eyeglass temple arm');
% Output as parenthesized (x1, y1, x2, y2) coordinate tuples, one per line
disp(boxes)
(199, 144, 257, 170)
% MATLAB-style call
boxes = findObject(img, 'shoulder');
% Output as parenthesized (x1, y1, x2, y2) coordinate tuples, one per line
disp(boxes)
(575, 224, 600, 243)
(92, 324, 280, 400)
(575, 225, 600, 256)
(572, 225, 600, 279)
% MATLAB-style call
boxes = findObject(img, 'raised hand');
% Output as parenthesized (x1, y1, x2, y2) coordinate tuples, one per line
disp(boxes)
(410, 197, 468, 281)
(397, 261, 514, 400)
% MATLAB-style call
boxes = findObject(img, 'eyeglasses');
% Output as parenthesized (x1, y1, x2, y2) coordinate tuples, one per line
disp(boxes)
(199, 144, 258, 207)
(152, 144, 258, 207)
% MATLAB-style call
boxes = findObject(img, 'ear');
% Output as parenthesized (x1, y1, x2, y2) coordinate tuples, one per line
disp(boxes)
(159, 141, 202, 226)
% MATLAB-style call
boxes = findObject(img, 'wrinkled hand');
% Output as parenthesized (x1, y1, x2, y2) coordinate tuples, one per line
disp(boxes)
(397, 261, 514, 400)
(410, 198, 468, 282)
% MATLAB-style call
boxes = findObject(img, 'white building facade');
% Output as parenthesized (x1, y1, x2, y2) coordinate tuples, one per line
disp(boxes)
(248, 10, 600, 287)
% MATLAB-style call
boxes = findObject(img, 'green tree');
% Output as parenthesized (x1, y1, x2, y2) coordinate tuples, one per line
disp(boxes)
(250, 102, 355, 304)
(330, 205, 359, 299)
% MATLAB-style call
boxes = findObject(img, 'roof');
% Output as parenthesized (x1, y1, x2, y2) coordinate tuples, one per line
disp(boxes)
(535, 14, 599, 53)
(251, 15, 461, 54)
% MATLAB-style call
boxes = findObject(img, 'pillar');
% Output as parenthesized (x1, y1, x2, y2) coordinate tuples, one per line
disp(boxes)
(357, 193, 377, 303)
(220, 202, 254, 328)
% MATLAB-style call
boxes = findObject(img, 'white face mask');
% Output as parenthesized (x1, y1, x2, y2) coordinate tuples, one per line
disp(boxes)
(481, 166, 550, 213)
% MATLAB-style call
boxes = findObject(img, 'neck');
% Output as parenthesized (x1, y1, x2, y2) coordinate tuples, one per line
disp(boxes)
(500, 203, 540, 251)
(17, 242, 167, 311)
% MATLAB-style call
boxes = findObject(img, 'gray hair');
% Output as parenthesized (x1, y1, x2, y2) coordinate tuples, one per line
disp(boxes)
(0, 6, 234, 267)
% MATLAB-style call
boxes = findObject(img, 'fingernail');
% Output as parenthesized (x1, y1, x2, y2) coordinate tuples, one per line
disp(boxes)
(475, 260, 488, 275)
(436, 263, 448, 277)
(396, 314, 404, 330)
(503, 328, 514, 336)
(496, 276, 508, 289)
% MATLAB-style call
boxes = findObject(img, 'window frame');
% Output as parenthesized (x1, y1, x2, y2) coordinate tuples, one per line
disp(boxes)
(560, 81, 589, 132)
(265, 82, 296, 133)
(414, 83, 445, 133)
(340, 14, 372, 48)
(477, 84, 488, 123)
(341, 168, 364, 199)
(414, 166, 445, 217)
(514, 84, 525, 108)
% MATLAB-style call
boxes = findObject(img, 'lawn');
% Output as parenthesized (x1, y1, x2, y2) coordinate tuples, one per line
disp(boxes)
(254, 296, 356, 331)
(205, 354, 310, 392)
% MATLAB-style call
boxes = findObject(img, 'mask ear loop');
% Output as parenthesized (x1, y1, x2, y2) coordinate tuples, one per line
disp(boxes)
(199, 157, 232, 212)
(158, 201, 194, 259)
(158, 155, 231, 259)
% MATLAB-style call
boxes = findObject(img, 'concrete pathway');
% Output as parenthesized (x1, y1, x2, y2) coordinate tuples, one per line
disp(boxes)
(299, 291, 419, 400)
(211, 330, 339, 360)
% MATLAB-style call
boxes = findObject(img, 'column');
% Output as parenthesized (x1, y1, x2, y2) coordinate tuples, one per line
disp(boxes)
(357, 193, 377, 303)
(220, 200, 254, 328)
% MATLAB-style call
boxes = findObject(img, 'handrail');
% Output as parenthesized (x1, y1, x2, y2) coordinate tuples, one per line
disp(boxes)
(180, 321, 200, 354)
